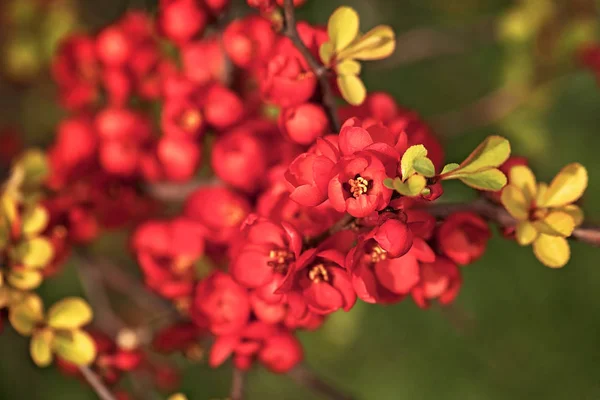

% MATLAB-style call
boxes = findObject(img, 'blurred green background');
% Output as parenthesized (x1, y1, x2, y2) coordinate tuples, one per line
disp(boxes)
(1, 0, 600, 399)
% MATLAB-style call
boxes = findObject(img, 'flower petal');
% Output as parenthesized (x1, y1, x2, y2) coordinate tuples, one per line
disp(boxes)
(538, 163, 588, 208)
(557, 204, 584, 226)
(532, 234, 570, 268)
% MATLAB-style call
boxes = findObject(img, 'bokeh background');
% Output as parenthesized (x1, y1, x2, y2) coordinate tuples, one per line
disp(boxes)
(1, 0, 600, 399)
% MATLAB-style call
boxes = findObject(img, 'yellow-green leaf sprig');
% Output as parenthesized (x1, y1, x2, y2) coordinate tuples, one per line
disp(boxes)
(319, 6, 396, 106)
(9, 295, 97, 367)
(500, 163, 588, 268)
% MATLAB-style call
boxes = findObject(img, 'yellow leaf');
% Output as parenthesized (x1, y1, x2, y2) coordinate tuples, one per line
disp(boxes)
(533, 211, 575, 237)
(393, 175, 427, 197)
(400, 145, 428, 181)
(18, 237, 54, 269)
(9, 294, 44, 336)
(30, 329, 54, 367)
(535, 182, 548, 205)
(458, 168, 507, 191)
(339, 25, 396, 61)
(22, 205, 49, 237)
(501, 185, 530, 220)
(335, 59, 361, 75)
(515, 221, 538, 245)
(558, 204, 584, 226)
(53, 330, 97, 366)
(337, 74, 366, 106)
(1, 194, 18, 225)
(443, 136, 511, 177)
(533, 234, 570, 268)
(14, 149, 49, 188)
(319, 42, 334, 65)
(413, 157, 436, 178)
(537, 163, 588, 208)
(47, 297, 93, 330)
(168, 395, 188, 400)
(8, 269, 43, 290)
(509, 165, 537, 205)
(327, 6, 359, 53)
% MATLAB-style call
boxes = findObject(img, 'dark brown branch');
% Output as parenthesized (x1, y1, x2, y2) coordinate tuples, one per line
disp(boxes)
(426, 197, 600, 247)
(79, 366, 118, 400)
(282, 0, 341, 132)
(288, 365, 354, 400)
(230, 368, 246, 400)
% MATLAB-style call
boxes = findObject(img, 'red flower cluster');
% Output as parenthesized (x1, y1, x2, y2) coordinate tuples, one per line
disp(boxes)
(34, 0, 502, 395)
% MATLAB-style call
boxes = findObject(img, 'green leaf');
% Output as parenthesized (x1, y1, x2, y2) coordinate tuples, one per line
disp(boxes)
(413, 157, 436, 178)
(53, 330, 97, 366)
(440, 163, 460, 175)
(47, 297, 93, 330)
(458, 168, 508, 191)
(452, 136, 511, 176)
(400, 145, 427, 180)
(393, 175, 427, 196)
(383, 178, 395, 189)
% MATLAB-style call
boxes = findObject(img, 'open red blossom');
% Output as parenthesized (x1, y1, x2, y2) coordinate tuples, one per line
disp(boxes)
(277, 232, 357, 315)
(191, 271, 251, 335)
(411, 256, 462, 308)
(223, 15, 276, 68)
(230, 218, 302, 288)
(132, 218, 205, 300)
(212, 128, 268, 192)
(437, 212, 491, 266)
(279, 103, 329, 145)
(184, 186, 251, 244)
(286, 137, 339, 207)
(161, 97, 206, 140)
(157, 0, 207, 44)
(328, 151, 392, 218)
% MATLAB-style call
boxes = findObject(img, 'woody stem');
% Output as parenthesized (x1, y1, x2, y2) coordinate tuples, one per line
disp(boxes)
(78, 366, 118, 400)
(230, 368, 246, 400)
(282, 0, 341, 132)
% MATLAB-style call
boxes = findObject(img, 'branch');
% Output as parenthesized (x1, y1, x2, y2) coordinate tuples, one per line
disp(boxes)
(288, 364, 354, 400)
(230, 368, 246, 400)
(79, 366, 118, 400)
(426, 197, 600, 247)
(282, 0, 341, 132)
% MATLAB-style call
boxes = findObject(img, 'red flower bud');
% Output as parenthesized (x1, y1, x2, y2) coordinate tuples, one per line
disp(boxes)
(184, 186, 251, 243)
(258, 332, 303, 373)
(204, 84, 245, 130)
(259, 52, 317, 108)
(96, 26, 132, 66)
(279, 103, 328, 145)
(223, 16, 276, 68)
(212, 129, 267, 192)
(437, 212, 491, 266)
(157, 137, 201, 181)
(158, 0, 207, 44)
(411, 256, 461, 308)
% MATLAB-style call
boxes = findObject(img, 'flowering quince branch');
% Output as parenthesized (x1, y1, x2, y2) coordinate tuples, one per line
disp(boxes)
(230, 368, 246, 400)
(282, 0, 341, 131)
(79, 365, 119, 400)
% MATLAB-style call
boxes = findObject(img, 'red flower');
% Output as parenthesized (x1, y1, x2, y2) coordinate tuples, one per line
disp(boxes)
(212, 128, 267, 192)
(285, 138, 338, 207)
(204, 84, 245, 130)
(153, 322, 207, 359)
(161, 98, 206, 140)
(411, 256, 462, 308)
(96, 26, 132, 66)
(157, 0, 207, 44)
(184, 186, 251, 244)
(181, 38, 227, 85)
(437, 212, 491, 266)
(230, 218, 302, 288)
(223, 16, 276, 68)
(328, 152, 392, 218)
(192, 271, 251, 335)
(258, 331, 303, 373)
(156, 137, 202, 182)
(277, 233, 356, 315)
(279, 103, 329, 145)
(132, 218, 205, 300)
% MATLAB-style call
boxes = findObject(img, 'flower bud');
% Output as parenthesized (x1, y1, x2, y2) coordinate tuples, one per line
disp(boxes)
(279, 103, 328, 145)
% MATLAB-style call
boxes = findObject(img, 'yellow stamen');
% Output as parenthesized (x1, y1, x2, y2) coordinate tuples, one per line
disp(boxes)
(348, 176, 369, 198)
(308, 264, 329, 283)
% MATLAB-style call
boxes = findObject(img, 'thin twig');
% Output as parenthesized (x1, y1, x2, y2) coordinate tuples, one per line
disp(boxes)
(79, 366, 118, 400)
(288, 364, 354, 400)
(230, 368, 246, 400)
(425, 197, 600, 247)
(282, 0, 341, 132)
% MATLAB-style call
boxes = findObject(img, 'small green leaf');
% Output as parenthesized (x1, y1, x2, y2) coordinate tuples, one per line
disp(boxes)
(458, 168, 508, 191)
(440, 163, 460, 175)
(413, 157, 436, 178)
(401, 145, 427, 180)
(383, 178, 395, 189)
(393, 175, 427, 196)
